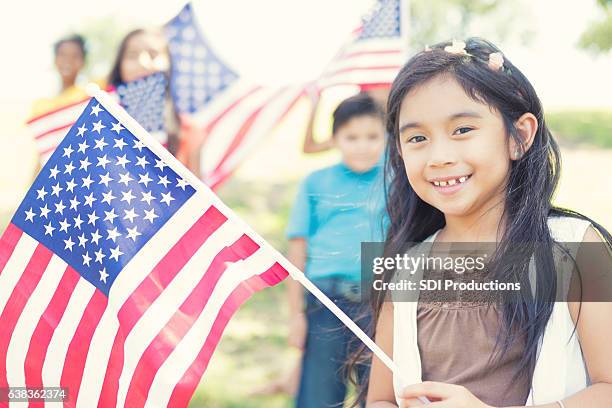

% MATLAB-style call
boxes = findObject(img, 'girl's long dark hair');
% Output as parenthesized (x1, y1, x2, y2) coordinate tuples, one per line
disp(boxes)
(108, 29, 146, 88)
(346, 37, 612, 406)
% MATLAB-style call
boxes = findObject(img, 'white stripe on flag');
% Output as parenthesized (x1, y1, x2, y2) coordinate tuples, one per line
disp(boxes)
(209, 86, 303, 183)
(35, 128, 71, 154)
(0, 233, 38, 313)
(150, 130, 168, 146)
(40, 152, 53, 165)
(75, 190, 215, 406)
(27, 102, 87, 136)
(42, 278, 96, 387)
(145, 248, 277, 408)
(6, 255, 67, 388)
(318, 68, 400, 88)
(114, 219, 244, 408)
(110, 189, 214, 307)
(342, 38, 404, 54)
(325, 52, 404, 74)
(190, 81, 257, 127)
(201, 86, 279, 176)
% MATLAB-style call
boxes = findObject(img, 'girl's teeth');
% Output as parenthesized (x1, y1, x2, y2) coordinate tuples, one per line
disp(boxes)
(433, 175, 470, 187)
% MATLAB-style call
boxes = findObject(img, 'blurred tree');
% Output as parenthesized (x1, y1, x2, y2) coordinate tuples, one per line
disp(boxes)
(408, 0, 535, 51)
(65, 15, 135, 83)
(579, 0, 612, 53)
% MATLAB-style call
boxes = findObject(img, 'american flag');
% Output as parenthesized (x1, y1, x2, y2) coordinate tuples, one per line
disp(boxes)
(1, 90, 288, 407)
(316, 0, 410, 89)
(27, 73, 169, 164)
(165, 3, 304, 189)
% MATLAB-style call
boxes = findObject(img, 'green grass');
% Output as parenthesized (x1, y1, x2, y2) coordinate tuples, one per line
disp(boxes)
(547, 110, 612, 148)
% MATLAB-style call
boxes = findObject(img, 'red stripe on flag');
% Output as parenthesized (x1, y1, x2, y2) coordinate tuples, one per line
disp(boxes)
(26, 98, 90, 124)
(97, 330, 125, 408)
(24, 266, 80, 408)
(34, 123, 73, 140)
(123, 234, 260, 407)
(176, 86, 261, 169)
(359, 83, 392, 91)
(326, 81, 393, 89)
(168, 263, 288, 407)
(204, 86, 262, 136)
(211, 89, 286, 176)
(0, 244, 53, 389)
(0, 224, 23, 276)
(59, 289, 108, 407)
(97, 205, 228, 407)
(208, 89, 304, 191)
(40, 141, 66, 157)
(118, 205, 227, 333)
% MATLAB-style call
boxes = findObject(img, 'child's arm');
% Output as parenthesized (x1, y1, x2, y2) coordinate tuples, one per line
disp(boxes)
(302, 85, 334, 154)
(543, 225, 612, 407)
(286, 238, 308, 350)
(366, 302, 400, 407)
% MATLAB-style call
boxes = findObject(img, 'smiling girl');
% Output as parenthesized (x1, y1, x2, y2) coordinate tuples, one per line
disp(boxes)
(358, 38, 612, 408)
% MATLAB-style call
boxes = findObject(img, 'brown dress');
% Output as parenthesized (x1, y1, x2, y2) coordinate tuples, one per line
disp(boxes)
(417, 268, 531, 407)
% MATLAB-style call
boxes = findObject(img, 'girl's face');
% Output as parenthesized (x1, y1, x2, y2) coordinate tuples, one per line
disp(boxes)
(397, 75, 511, 218)
(55, 41, 84, 86)
(120, 32, 169, 83)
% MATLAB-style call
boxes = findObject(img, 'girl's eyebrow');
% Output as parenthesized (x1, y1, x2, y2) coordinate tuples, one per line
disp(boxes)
(398, 111, 483, 133)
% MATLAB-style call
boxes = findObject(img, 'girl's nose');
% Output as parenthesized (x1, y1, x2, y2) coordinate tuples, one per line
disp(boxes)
(427, 138, 457, 167)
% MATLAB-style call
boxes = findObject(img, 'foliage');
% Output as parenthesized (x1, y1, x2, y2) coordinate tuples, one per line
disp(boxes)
(547, 110, 612, 148)
(579, 0, 612, 53)
(408, 0, 535, 50)
(68, 15, 137, 81)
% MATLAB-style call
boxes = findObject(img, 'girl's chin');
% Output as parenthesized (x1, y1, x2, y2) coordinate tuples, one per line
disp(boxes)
(426, 199, 473, 218)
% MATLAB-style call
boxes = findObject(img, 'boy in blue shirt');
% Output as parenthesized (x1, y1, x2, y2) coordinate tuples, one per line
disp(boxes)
(286, 93, 387, 408)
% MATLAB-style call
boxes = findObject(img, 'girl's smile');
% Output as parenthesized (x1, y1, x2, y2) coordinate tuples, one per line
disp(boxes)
(429, 174, 472, 195)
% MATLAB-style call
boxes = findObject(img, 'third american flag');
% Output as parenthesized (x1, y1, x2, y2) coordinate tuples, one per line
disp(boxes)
(0, 87, 288, 407)
(164, 0, 409, 188)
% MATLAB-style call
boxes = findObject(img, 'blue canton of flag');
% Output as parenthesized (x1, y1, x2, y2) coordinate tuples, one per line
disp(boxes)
(358, 0, 401, 39)
(164, 3, 239, 114)
(117, 72, 167, 134)
(12, 98, 196, 295)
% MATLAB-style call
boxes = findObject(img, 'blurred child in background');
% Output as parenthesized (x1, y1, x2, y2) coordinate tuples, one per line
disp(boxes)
(302, 84, 390, 154)
(107, 28, 182, 157)
(285, 93, 388, 408)
(31, 34, 87, 118)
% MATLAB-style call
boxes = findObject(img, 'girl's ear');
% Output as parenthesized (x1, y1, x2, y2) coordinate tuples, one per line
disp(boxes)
(509, 112, 538, 160)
